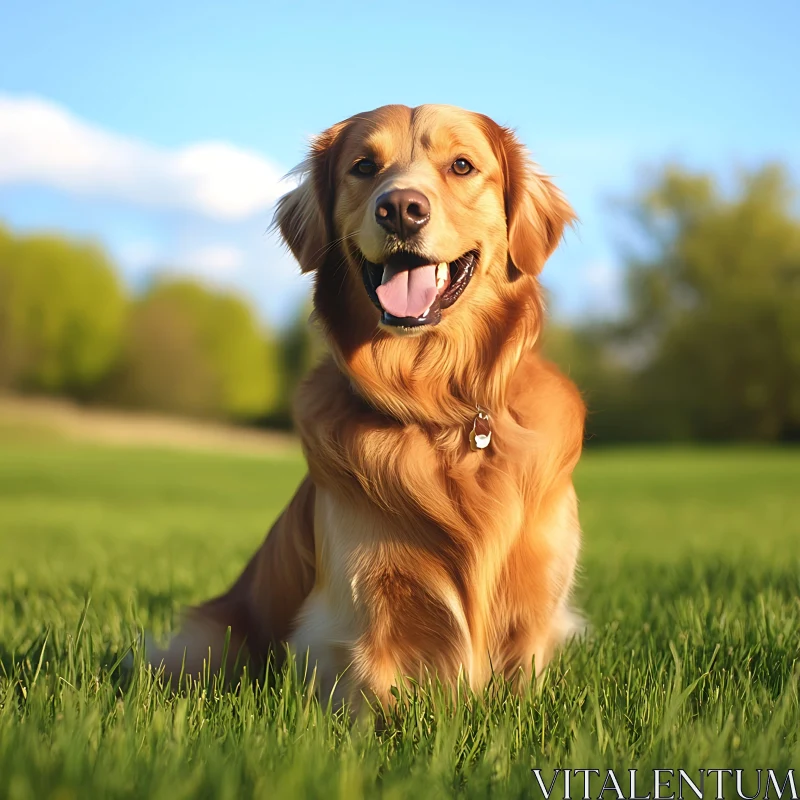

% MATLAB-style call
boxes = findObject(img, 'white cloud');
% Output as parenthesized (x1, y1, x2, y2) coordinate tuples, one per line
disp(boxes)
(109, 232, 310, 325)
(181, 244, 245, 277)
(114, 237, 249, 282)
(116, 240, 163, 273)
(583, 259, 618, 292)
(0, 94, 287, 220)
(580, 258, 625, 316)
(119, 240, 246, 280)
(171, 244, 245, 278)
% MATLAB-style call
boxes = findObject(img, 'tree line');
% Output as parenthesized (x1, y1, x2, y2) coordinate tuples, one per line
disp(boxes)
(0, 224, 317, 427)
(545, 163, 800, 442)
(1, 162, 798, 441)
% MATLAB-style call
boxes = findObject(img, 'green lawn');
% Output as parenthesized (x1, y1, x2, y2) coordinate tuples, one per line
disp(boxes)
(0, 437, 798, 798)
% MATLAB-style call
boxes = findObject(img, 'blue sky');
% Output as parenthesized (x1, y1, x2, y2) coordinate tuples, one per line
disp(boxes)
(1, 0, 798, 326)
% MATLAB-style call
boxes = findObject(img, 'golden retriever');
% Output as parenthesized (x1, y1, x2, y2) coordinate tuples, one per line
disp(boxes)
(152, 104, 585, 704)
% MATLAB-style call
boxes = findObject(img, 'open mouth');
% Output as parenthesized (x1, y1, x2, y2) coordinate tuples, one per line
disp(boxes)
(361, 250, 478, 329)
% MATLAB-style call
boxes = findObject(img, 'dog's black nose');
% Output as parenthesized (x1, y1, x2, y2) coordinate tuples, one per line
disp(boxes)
(375, 189, 430, 239)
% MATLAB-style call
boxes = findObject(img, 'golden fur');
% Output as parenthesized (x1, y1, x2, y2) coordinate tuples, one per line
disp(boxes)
(151, 104, 586, 704)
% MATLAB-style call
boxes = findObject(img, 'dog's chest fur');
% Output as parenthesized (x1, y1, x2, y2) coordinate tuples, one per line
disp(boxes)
(290, 357, 583, 701)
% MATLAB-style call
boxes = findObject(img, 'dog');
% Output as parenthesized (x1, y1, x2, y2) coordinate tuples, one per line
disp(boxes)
(152, 104, 586, 705)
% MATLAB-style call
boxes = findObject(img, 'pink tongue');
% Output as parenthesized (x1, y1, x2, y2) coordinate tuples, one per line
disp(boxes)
(375, 265, 437, 318)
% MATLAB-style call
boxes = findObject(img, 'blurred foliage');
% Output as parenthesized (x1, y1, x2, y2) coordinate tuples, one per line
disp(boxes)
(542, 323, 643, 443)
(0, 224, 283, 422)
(545, 162, 800, 442)
(106, 280, 281, 420)
(0, 225, 125, 396)
(1, 160, 799, 439)
(625, 164, 800, 440)
(267, 301, 327, 427)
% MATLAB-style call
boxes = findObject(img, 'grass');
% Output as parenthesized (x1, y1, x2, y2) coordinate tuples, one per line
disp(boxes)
(0, 436, 798, 798)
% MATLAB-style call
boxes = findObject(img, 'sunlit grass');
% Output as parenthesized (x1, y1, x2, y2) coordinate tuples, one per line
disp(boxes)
(0, 438, 798, 798)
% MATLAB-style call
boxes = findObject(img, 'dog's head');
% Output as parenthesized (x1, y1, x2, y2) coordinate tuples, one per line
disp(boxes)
(276, 105, 574, 418)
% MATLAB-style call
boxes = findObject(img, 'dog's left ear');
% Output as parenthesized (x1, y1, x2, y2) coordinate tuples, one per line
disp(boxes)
(274, 120, 350, 273)
(481, 117, 576, 275)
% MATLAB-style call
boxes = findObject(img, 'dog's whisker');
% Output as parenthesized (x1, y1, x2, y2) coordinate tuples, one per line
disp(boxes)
(309, 231, 360, 263)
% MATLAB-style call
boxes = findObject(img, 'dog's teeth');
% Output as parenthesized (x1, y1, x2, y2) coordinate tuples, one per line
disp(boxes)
(436, 262, 449, 290)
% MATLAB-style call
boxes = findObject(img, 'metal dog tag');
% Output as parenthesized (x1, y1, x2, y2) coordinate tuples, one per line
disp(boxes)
(469, 410, 492, 451)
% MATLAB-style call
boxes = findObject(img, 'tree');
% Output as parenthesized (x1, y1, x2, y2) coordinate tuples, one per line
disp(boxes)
(269, 300, 327, 427)
(0, 228, 126, 396)
(104, 288, 218, 416)
(109, 279, 281, 420)
(542, 323, 649, 442)
(615, 163, 800, 441)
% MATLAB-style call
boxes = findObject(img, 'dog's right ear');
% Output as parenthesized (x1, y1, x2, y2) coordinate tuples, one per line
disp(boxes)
(274, 121, 350, 273)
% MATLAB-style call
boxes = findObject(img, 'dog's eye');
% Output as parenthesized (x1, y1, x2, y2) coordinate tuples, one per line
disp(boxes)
(352, 158, 377, 177)
(451, 158, 474, 176)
